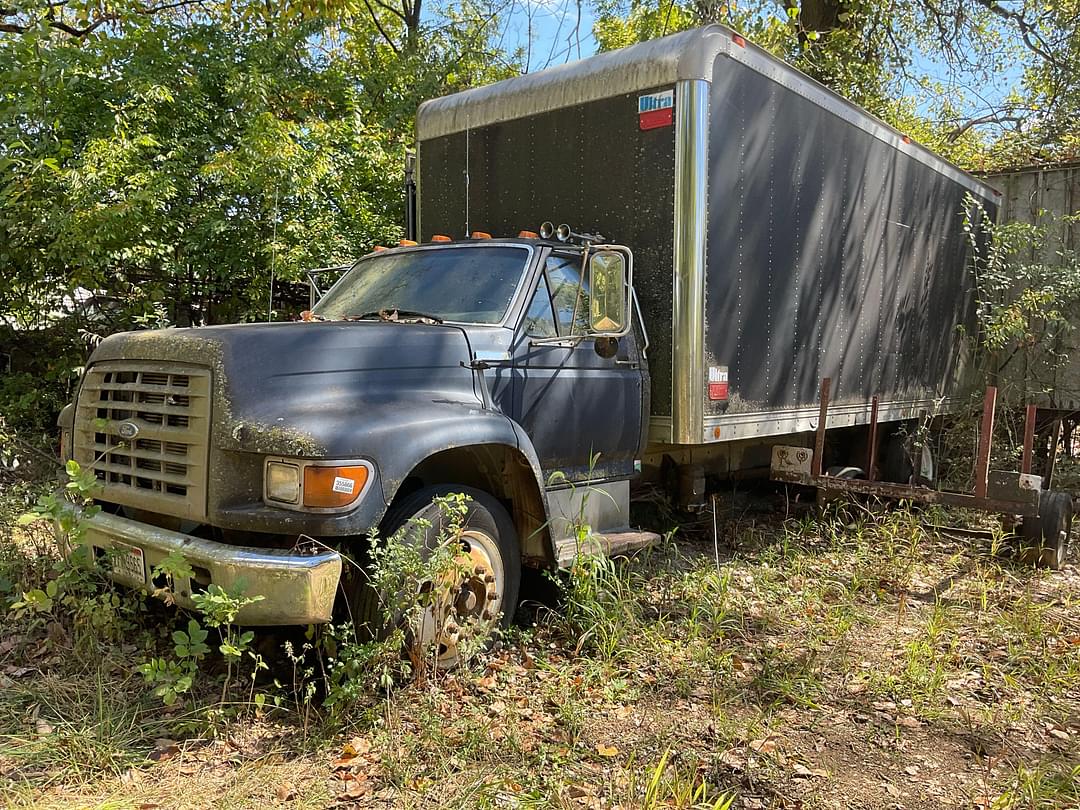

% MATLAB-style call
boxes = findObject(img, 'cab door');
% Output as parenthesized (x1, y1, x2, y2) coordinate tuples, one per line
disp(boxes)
(508, 251, 645, 482)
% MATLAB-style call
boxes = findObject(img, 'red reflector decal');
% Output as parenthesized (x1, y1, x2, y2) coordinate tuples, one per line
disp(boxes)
(708, 366, 729, 401)
(639, 107, 674, 131)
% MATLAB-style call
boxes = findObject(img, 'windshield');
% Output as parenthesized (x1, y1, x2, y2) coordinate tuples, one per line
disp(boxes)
(312, 245, 530, 324)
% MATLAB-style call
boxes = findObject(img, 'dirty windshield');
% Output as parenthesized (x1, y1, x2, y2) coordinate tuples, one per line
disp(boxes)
(313, 245, 529, 324)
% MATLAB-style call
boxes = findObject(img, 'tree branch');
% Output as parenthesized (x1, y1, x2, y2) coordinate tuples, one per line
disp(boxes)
(370, 0, 407, 24)
(1, 0, 198, 38)
(946, 112, 1025, 141)
(361, 0, 400, 53)
(970, 0, 1065, 71)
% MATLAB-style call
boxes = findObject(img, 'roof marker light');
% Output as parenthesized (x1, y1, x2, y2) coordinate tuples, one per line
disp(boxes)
(373, 245, 387, 251)
(518, 230, 539, 238)
(902, 135, 912, 144)
(471, 231, 492, 239)
(732, 34, 746, 47)
(399, 239, 418, 246)
(431, 234, 451, 242)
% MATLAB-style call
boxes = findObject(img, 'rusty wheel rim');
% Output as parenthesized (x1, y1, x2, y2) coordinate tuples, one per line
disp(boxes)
(416, 527, 504, 668)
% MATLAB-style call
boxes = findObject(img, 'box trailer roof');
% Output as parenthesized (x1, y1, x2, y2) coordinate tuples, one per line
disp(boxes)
(416, 23, 998, 203)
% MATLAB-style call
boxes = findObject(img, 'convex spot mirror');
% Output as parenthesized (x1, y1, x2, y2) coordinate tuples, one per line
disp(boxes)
(588, 250, 628, 333)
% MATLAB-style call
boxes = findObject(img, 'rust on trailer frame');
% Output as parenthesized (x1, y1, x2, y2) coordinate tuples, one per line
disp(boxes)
(770, 379, 1044, 520)
(770, 466, 1039, 513)
(813, 377, 831, 477)
(974, 386, 997, 500)
(1022, 404, 1036, 475)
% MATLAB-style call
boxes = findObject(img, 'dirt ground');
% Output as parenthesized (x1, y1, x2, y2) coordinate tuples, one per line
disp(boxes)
(1, 487, 1078, 809)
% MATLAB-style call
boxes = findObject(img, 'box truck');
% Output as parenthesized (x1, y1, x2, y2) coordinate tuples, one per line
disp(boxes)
(58, 24, 1023, 653)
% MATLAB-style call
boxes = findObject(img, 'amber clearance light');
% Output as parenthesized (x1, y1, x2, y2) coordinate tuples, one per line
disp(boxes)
(303, 465, 369, 509)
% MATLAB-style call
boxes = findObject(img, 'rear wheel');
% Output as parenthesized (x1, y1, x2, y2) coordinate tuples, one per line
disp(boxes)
(882, 429, 936, 487)
(1019, 490, 1073, 570)
(338, 485, 521, 668)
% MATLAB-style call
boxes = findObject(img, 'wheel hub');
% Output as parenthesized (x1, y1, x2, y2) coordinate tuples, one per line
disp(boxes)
(417, 528, 504, 668)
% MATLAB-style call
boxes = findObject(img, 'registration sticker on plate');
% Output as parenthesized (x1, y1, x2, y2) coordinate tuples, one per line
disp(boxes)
(110, 543, 146, 584)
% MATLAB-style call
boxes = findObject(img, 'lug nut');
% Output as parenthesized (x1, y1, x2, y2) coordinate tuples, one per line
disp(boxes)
(474, 564, 487, 575)
(483, 573, 495, 583)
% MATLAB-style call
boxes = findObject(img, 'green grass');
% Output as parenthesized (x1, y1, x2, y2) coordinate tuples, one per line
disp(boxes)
(2, 480, 1078, 809)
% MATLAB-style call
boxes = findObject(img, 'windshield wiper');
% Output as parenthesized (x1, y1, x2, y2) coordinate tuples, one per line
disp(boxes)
(343, 308, 444, 324)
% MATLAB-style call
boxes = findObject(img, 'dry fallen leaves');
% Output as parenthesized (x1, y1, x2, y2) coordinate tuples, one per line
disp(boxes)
(1045, 723, 1070, 741)
(792, 762, 829, 779)
(596, 743, 619, 757)
(276, 782, 297, 802)
(749, 737, 780, 754)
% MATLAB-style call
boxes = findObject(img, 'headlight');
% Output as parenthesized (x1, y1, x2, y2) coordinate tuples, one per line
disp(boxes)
(266, 461, 300, 504)
(264, 458, 372, 511)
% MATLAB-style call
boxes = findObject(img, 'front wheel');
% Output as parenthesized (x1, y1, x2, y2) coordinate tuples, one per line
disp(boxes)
(339, 485, 521, 668)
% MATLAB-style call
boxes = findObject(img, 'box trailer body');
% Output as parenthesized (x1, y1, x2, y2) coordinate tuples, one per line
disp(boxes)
(416, 24, 999, 451)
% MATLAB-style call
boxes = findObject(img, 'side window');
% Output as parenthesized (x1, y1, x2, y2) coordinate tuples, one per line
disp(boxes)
(522, 274, 557, 338)
(546, 255, 590, 337)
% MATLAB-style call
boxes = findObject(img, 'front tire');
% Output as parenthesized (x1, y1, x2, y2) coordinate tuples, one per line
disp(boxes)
(338, 485, 521, 668)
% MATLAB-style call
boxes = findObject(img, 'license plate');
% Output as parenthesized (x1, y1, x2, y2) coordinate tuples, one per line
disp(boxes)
(110, 543, 146, 584)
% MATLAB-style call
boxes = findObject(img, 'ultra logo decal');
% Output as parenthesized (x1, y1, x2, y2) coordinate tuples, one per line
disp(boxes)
(638, 90, 674, 131)
(708, 366, 729, 401)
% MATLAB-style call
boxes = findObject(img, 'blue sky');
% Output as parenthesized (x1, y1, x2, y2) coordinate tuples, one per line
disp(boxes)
(491, 2, 1026, 133)
(496, 0, 598, 72)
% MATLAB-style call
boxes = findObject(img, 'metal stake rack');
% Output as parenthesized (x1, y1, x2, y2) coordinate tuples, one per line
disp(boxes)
(770, 378, 1072, 567)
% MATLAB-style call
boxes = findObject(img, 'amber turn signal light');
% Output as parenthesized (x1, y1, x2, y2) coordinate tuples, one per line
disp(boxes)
(471, 231, 492, 239)
(303, 465, 369, 509)
(399, 239, 418, 246)
(518, 230, 539, 238)
(431, 234, 452, 242)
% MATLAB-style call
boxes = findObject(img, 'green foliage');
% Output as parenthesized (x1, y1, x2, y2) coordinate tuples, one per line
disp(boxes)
(964, 195, 1080, 402)
(591, 0, 1080, 171)
(318, 494, 502, 713)
(138, 618, 209, 705)
(1, 18, 403, 329)
(546, 459, 645, 659)
(139, 657, 197, 707)
(5, 461, 142, 649)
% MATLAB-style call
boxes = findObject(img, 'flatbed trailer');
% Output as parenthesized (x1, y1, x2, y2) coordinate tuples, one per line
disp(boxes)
(771, 379, 1073, 568)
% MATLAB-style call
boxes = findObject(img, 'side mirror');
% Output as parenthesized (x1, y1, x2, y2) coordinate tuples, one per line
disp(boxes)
(588, 250, 629, 334)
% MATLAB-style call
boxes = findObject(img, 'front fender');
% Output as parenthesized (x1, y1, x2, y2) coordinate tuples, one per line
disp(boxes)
(215, 399, 551, 544)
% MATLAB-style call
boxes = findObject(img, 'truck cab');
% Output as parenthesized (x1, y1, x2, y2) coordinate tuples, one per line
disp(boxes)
(59, 231, 653, 639)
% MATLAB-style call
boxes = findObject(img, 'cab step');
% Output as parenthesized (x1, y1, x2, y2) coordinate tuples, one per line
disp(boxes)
(555, 530, 661, 568)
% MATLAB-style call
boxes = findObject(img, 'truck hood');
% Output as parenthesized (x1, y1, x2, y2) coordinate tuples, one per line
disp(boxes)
(87, 321, 495, 456)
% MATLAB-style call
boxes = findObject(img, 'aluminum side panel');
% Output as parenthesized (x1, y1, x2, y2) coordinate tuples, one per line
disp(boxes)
(703, 55, 993, 423)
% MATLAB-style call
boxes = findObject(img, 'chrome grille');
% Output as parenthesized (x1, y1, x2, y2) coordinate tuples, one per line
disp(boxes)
(74, 362, 211, 521)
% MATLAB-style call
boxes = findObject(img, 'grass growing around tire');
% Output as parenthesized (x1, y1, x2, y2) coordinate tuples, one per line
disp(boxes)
(1, 481, 1078, 809)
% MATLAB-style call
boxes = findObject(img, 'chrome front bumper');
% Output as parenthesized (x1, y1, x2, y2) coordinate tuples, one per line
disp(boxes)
(76, 510, 342, 625)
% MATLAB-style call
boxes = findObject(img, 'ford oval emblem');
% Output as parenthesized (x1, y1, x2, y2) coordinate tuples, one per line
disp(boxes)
(117, 421, 140, 440)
